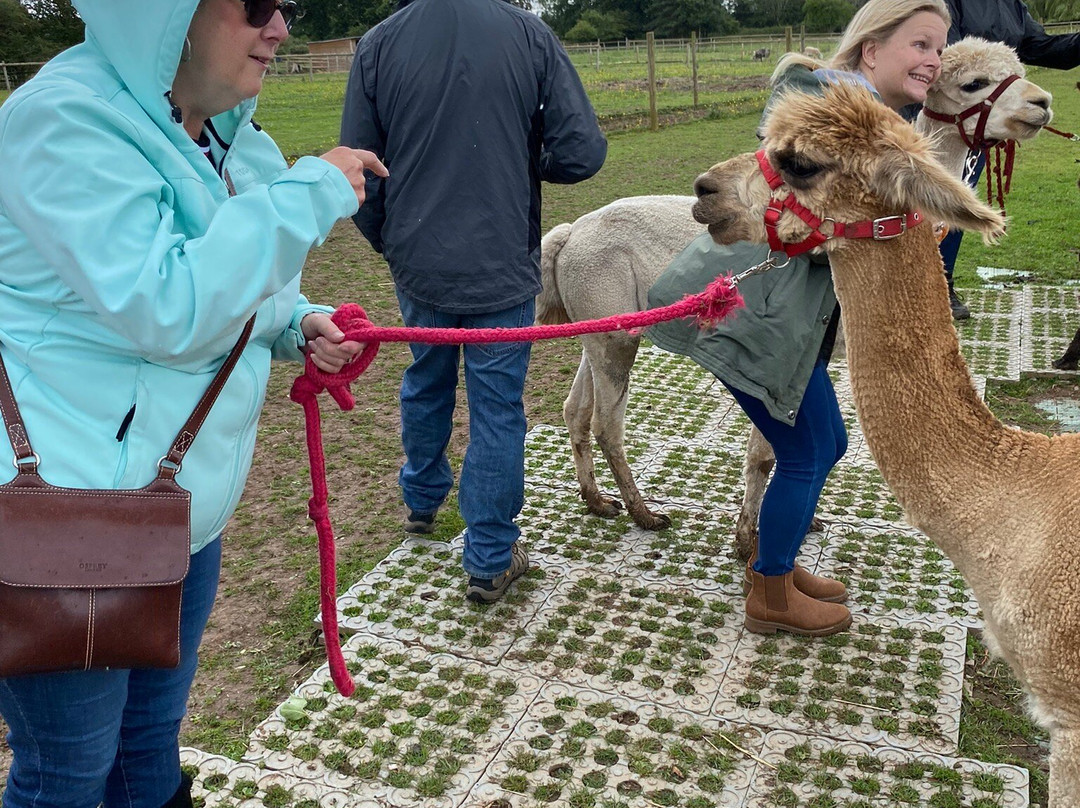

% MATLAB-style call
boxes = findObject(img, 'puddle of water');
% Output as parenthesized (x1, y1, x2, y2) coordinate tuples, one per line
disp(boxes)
(1034, 397, 1080, 431)
(975, 266, 1035, 287)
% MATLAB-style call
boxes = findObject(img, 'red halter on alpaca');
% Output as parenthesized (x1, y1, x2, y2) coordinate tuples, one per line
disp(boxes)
(920, 74, 1023, 213)
(755, 149, 923, 257)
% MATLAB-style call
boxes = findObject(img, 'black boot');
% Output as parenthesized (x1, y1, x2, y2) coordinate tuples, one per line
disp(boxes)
(948, 280, 970, 320)
(161, 773, 193, 808)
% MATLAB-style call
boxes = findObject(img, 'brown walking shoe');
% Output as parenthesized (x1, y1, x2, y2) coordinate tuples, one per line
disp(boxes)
(744, 569, 852, 637)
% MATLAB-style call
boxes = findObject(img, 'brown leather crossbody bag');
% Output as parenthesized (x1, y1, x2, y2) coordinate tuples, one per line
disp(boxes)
(0, 318, 254, 677)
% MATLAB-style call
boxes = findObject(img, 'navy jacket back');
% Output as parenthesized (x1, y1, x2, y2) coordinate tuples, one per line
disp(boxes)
(945, 0, 1080, 68)
(341, 0, 607, 313)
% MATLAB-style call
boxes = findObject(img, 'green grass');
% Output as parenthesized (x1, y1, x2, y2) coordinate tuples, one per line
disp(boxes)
(959, 632, 1050, 806)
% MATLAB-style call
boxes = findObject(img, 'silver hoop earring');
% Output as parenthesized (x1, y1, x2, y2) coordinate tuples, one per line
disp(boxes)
(181, 36, 193, 63)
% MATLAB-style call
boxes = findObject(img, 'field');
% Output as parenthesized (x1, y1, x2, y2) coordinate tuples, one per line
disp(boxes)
(0, 55, 1078, 803)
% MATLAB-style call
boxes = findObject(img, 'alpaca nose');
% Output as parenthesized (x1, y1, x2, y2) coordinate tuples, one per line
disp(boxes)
(1029, 94, 1050, 110)
(694, 173, 721, 198)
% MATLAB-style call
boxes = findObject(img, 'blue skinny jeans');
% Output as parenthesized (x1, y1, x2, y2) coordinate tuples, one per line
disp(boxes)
(723, 362, 847, 576)
(0, 538, 221, 808)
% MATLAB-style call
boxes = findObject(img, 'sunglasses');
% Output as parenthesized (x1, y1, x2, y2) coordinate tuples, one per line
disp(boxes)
(243, 0, 303, 30)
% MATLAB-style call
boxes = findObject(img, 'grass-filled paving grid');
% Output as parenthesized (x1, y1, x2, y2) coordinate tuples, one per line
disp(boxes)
(821, 524, 981, 626)
(818, 465, 905, 523)
(1023, 286, 1080, 373)
(954, 290, 1021, 379)
(641, 440, 756, 510)
(525, 423, 660, 491)
(748, 731, 1028, 808)
(621, 507, 822, 596)
(243, 638, 539, 805)
(625, 351, 732, 444)
(518, 485, 635, 567)
(505, 571, 741, 714)
(472, 683, 765, 808)
(334, 541, 556, 664)
(180, 750, 355, 808)
(715, 620, 966, 754)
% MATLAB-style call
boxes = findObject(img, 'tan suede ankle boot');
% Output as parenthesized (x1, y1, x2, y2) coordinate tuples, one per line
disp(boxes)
(743, 561, 848, 603)
(744, 570, 852, 636)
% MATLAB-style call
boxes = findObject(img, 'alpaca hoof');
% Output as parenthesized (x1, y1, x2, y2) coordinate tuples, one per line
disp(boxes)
(1052, 356, 1078, 371)
(584, 494, 623, 519)
(808, 516, 826, 534)
(632, 510, 671, 531)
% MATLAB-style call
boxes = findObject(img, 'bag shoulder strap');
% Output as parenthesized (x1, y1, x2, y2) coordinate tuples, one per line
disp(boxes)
(0, 316, 255, 480)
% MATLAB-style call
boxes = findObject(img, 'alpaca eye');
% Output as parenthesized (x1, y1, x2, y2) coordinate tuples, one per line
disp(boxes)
(783, 161, 821, 180)
(960, 79, 990, 93)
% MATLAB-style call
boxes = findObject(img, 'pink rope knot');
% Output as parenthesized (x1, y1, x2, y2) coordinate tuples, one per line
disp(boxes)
(296, 303, 382, 411)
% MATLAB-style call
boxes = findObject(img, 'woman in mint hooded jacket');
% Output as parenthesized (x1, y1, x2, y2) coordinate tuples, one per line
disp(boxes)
(648, 0, 949, 640)
(0, 1, 386, 805)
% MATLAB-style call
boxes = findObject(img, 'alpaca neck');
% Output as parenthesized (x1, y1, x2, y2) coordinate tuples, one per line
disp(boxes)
(829, 227, 1027, 564)
(915, 114, 970, 181)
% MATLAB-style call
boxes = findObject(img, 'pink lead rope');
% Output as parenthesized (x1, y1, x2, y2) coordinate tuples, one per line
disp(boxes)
(290, 276, 745, 696)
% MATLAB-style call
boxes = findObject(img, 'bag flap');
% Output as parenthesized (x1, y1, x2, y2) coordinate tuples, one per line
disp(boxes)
(0, 484, 191, 588)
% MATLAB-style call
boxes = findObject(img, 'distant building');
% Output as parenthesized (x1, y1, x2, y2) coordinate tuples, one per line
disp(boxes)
(308, 37, 362, 56)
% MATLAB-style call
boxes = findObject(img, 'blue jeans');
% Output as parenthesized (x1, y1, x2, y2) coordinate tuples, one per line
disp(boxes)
(0, 538, 221, 808)
(395, 291, 533, 579)
(724, 362, 847, 576)
(940, 151, 986, 281)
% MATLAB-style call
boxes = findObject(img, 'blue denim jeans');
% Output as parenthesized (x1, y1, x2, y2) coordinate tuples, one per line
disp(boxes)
(0, 538, 221, 808)
(724, 362, 847, 576)
(395, 290, 533, 579)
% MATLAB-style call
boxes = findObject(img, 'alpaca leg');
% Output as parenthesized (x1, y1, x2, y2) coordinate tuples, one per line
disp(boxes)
(589, 333, 671, 530)
(564, 351, 622, 518)
(1052, 327, 1080, 371)
(1048, 727, 1080, 807)
(735, 426, 773, 561)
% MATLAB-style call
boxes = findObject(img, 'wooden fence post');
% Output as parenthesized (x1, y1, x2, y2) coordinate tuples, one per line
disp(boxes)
(646, 31, 658, 132)
(799, 24, 805, 52)
(785, 25, 793, 53)
(2, 64, 9, 93)
(690, 31, 698, 109)
(596, 40, 601, 70)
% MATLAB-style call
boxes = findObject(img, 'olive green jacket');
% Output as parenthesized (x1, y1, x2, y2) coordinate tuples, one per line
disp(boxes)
(647, 63, 867, 423)
(647, 236, 835, 424)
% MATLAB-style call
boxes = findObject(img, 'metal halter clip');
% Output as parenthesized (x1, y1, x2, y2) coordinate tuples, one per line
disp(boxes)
(872, 215, 907, 240)
(731, 251, 791, 285)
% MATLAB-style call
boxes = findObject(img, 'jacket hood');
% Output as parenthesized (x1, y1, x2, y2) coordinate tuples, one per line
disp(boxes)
(72, 0, 253, 136)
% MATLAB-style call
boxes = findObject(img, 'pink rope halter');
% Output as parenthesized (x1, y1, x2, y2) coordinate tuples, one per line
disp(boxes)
(290, 275, 744, 696)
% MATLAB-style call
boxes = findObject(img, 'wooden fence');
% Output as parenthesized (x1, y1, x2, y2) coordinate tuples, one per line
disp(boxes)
(3, 20, 1078, 93)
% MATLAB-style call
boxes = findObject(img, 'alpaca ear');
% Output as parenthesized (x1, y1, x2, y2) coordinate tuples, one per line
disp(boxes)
(869, 150, 1006, 244)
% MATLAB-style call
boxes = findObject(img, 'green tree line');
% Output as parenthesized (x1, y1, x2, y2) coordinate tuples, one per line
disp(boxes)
(1, 0, 81, 62)
(2, 0, 1077, 63)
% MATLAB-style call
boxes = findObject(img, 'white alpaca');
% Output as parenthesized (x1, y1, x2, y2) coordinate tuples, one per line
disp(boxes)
(538, 40, 1052, 556)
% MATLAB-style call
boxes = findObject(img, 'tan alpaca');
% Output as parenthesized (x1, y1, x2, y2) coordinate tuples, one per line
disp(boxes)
(693, 81, 1078, 806)
(538, 39, 1052, 554)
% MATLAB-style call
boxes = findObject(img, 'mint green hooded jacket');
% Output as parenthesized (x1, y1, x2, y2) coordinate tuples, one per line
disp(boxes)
(0, 1, 359, 554)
